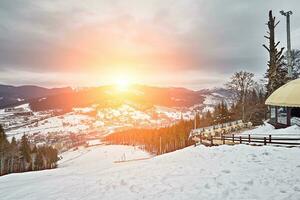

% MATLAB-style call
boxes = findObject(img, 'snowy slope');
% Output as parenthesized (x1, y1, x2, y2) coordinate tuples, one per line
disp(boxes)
(241, 123, 300, 136)
(1, 144, 300, 200)
(202, 93, 234, 113)
(193, 88, 234, 113)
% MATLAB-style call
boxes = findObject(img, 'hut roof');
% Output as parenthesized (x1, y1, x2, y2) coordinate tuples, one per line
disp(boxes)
(266, 78, 300, 107)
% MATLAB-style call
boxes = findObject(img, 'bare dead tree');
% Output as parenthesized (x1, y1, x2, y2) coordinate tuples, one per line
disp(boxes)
(263, 10, 286, 97)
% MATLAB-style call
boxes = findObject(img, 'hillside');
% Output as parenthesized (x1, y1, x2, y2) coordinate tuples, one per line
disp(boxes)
(1, 143, 300, 200)
(0, 84, 72, 108)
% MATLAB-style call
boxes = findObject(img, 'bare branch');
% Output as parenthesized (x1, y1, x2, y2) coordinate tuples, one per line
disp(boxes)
(263, 44, 270, 52)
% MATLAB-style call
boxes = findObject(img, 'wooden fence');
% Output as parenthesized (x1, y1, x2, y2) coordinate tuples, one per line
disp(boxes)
(195, 133, 300, 147)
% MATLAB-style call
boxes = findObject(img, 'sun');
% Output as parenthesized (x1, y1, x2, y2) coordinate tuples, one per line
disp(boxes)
(114, 76, 132, 92)
(116, 79, 130, 91)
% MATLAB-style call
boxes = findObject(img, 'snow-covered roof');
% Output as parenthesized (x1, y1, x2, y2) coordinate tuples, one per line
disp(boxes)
(265, 78, 300, 107)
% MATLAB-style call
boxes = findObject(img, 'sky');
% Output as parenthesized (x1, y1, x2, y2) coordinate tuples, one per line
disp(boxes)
(1, 0, 300, 90)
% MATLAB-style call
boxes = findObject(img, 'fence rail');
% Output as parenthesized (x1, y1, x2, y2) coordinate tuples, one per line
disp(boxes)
(195, 133, 300, 147)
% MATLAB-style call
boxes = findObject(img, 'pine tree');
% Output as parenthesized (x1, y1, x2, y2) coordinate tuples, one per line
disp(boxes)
(282, 49, 300, 79)
(48, 147, 58, 168)
(19, 135, 31, 171)
(195, 113, 201, 128)
(0, 125, 9, 175)
(258, 89, 265, 104)
(263, 10, 286, 96)
(34, 150, 44, 170)
(205, 111, 213, 126)
(8, 137, 18, 173)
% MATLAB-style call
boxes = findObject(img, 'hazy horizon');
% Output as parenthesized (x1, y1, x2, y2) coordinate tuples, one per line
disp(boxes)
(0, 81, 228, 91)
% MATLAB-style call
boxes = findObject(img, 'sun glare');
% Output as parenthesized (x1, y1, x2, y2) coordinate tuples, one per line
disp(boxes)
(116, 79, 130, 91)
(114, 75, 132, 92)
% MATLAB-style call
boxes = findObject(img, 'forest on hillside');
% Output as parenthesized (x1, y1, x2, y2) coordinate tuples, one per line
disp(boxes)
(105, 91, 266, 155)
(0, 125, 59, 176)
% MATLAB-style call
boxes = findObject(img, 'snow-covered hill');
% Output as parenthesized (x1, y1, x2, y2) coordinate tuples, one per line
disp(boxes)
(199, 88, 234, 113)
(192, 88, 234, 113)
(1, 143, 300, 200)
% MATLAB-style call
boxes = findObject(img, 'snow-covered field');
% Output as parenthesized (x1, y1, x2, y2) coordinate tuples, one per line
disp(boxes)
(1, 144, 300, 200)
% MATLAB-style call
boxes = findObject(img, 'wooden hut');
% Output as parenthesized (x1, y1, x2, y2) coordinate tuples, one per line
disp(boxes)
(265, 78, 300, 128)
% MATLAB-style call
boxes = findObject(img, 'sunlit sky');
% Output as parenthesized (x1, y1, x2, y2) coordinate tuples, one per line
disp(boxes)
(1, 0, 300, 89)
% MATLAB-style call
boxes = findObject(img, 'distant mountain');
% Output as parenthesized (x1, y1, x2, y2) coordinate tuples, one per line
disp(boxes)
(28, 85, 207, 111)
(196, 87, 235, 112)
(0, 84, 234, 112)
(0, 84, 72, 108)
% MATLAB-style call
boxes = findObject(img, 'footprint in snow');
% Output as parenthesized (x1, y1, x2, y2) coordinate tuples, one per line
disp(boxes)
(221, 170, 231, 174)
(222, 189, 229, 197)
(130, 185, 139, 193)
(180, 186, 184, 192)
(267, 168, 274, 171)
(246, 180, 254, 186)
(217, 182, 223, 187)
(263, 180, 269, 186)
(230, 181, 237, 186)
(105, 185, 110, 191)
(262, 152, 269, 156)
(204, 183, 210, 189)
(294, 186, 300, 192)
(120, 179, 127, 186)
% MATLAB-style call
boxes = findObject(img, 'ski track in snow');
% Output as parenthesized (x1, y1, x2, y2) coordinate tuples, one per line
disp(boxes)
(1, 144, 300, 200)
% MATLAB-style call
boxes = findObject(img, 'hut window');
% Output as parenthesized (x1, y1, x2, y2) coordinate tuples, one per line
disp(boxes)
(291, 108, 300, 118)
(277, 107, 287, 125)
(291, 108, 300, 126)
(270, 107, 276, 120)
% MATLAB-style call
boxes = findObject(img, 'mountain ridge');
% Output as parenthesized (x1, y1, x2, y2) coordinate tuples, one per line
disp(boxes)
(0, 84, 233, 111)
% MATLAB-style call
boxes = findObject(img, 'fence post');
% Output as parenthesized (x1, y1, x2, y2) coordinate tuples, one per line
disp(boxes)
(159, 136, 162, 154)
(210, 135, 213, 146)
(264, 137, 267, 145)
(239, 136, 242, 144)
(232, 134, 235, 143)
(269, 135, 272, 143)
(248, 134, 251, 143)
(222, 135, 225, 145)
(200, 133, 202, 144)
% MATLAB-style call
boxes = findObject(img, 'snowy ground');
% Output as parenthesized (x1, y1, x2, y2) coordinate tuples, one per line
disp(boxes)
(241, 122, 300, 136)
(1, 144, 300, 200)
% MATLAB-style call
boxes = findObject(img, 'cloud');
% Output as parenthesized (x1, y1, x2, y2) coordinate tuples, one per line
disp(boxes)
(1, 0, 300, 88)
